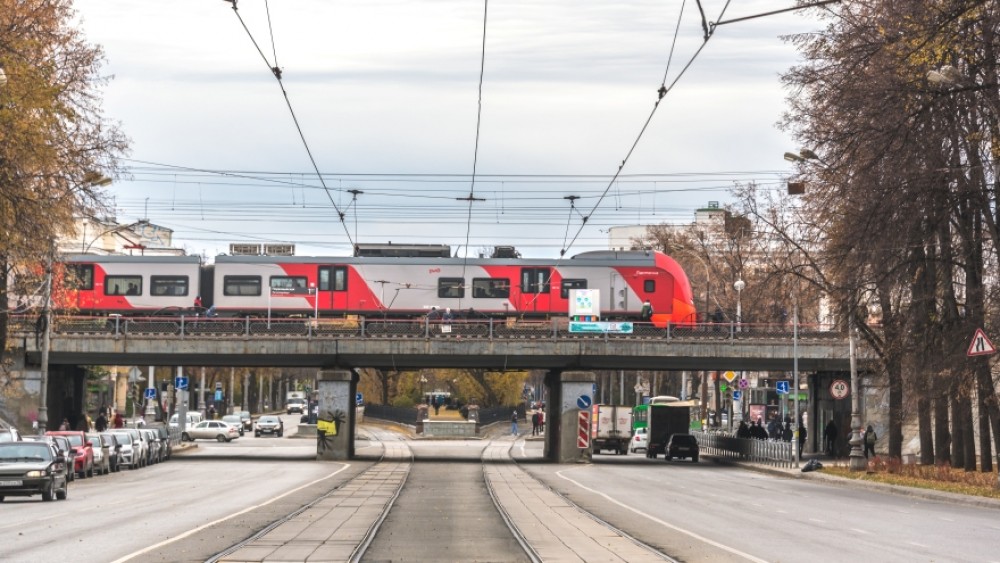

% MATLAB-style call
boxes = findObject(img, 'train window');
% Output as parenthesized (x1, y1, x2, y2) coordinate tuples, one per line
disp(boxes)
(270, 276, 308, 290)
(151, 276, 189, 296)
(64, 264, 94, 291)
(318, 266, 347, 291)
(472, 278, 509, 299)
(560, 279, 587, 299)
(223, 275, 262, 296)
(106, 276, 142, 296)
(644, 280, 655, 293)
(521, 268, 550, 294)
(438, 277, 465, 298)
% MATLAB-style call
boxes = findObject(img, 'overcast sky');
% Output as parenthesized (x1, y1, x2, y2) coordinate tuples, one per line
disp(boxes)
(74, 0, 821, 259)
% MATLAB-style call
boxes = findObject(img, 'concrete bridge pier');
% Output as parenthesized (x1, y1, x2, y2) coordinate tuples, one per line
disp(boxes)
(543, 370, 596, 463)
(315, 369, 359, 461)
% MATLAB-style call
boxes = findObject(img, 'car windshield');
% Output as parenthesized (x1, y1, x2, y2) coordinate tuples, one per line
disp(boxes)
(670, 435, 696, 445)
(240, 412, 250, 419)
(87, 435, 103, 447)
(112, 433, 132, 444)
(0, 444, 51, 461)
(260, 417, 278, 423)
(222, 416, 240, 423)
(64, 434, 84, 447)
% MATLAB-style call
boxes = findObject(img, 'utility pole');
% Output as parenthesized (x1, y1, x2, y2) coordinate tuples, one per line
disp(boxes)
(37, 244, 54, 434)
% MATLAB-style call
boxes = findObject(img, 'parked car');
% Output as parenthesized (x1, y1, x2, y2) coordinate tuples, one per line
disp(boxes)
(0, 441, 69, 501)
(86, 433, 111, 475)
(181, 420, 240, 442)
(107, 431, 139, 469)
(254, 415, 284, 438)
(140, 429, 162, 464)
(221, 415, 245, 436)
(24, 435, 76, 481)
(630, 427, 648, 454)
(46, 431, 94, 478)
(238, 411, 253, 432)
(0, 420, 22, 443)
(665, 433, 699, 462)
(101, 432, 124, 472)
(154, 426, 173, 460)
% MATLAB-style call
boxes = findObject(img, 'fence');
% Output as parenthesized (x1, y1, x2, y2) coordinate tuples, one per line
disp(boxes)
(361, 404, 419, 426)
(692, 431, 795, 468)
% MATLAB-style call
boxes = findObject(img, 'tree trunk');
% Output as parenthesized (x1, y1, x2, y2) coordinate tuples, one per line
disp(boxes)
(975, 359, 995, 472)
(951, 392, 965, 470)
(918, 393, 934, 465)
(961, 393, 977, 471)
(933, 378, 951, 465)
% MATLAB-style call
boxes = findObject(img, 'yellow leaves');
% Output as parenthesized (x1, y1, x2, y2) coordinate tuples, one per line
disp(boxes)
(824, 463, 1000, 499)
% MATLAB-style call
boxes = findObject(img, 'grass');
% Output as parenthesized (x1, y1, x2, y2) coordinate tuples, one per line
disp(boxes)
(823, 456, 1000, 500)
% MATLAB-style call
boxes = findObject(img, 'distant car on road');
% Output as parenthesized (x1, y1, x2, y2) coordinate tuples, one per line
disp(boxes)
(254, 416, 284, 438)
(221, 415, 245, 436)
(665, 433, 699, 462)
(0, 441, 69, 502)
(238, 411, 253, 432)
(181, 420, 240, 442)
(630, 427, 648, 454)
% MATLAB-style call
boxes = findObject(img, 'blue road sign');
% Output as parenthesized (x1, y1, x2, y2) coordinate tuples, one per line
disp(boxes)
(175, 376, 189, 390)
(143, 388, 157, 400)
(776, 380, 790, 395)
(732, 390, 741, 401)
(577, 395, 592, 409)
(214, 390, 223, 401)
(356, 392, 364, 404)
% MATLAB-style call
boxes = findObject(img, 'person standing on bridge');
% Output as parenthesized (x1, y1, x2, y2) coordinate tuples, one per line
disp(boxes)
(511, 410, 519, 436)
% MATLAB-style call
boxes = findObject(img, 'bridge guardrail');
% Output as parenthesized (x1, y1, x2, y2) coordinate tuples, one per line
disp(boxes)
(692, 430, 795, 468)
(13, 315, 845, 341)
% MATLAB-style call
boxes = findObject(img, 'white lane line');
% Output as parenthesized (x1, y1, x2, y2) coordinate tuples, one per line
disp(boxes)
(909, 542, 928, 548)
(940, 517, 955, 522)
(557, 468, 769, 563)
(808, 518, 826, 524)
(850, 528, 869, 535)
(109, 463, 351, 563)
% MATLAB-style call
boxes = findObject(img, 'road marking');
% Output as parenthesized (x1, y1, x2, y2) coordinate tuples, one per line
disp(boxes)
(557, 468, 768, 563)
(109, 463, 351, 563)
(808, 518, 826, 524)
(909, 542, 928, 548)
(850, 528, 869, 535)
(940, 517, 955, 522)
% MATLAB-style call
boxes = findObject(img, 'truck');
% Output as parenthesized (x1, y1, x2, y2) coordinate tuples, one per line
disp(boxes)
(645, 401, 695, 458)
(286, 391, 307, 415)
(591, 404, 633, 455)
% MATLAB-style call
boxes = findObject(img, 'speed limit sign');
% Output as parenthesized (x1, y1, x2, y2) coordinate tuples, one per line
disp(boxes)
(830, 379, 850, 400)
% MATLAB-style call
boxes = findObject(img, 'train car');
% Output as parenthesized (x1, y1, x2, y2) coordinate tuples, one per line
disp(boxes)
(56, 255, 203, 315)
(209, 249, 696, 322)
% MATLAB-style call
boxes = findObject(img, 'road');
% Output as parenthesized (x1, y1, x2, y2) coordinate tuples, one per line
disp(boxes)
(3, 422, 999, 562)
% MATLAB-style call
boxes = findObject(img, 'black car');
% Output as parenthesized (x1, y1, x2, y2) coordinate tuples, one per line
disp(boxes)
(254, 415, 284, 437)
(665, 433, 699, 462)
(0, 441, 69, 501)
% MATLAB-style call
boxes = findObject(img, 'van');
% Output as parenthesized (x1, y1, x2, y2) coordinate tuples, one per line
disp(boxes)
(168, 411, 204, 428)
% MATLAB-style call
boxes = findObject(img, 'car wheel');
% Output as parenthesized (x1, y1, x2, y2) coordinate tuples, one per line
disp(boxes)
(254, 432, 260, 437)
(666, 455, 672, 461)
(217, 435, 227, 442)
(182, 433, 191, 442)
(692, 455, 699, 463)
(87, 462, 94, 478)
(56, 482, 67, 500)
(42, 480, 55, 502)
(277, 432, 283, 438)
(0, 496, 5, 502)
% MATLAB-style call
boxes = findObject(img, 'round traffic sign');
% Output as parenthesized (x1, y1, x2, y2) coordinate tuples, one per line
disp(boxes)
(577, 395, 592, 409)
(830, 379, 850, 400)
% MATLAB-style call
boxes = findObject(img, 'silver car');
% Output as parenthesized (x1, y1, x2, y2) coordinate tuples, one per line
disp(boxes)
(181, 420, 240, 442)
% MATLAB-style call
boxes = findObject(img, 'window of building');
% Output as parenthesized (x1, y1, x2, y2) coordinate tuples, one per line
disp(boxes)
(438, 277, 465, 298)
(521, 268, 551, 294)
(223, 275, 262, 296)
(318, 266, 347, 291)
(106, 275, 142, 296)
(560, 278, 587, 299)
(472, 278, 510, 299)
(65, 264, 94, 291)
(151, 276, 189, 296)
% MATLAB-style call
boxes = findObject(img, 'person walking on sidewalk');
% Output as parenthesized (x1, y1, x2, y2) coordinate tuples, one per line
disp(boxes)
(531, 411, 540, 436)
(863, 424, 877, 458)
(511, 410, 519, 435)
(823, 419, 838, 456)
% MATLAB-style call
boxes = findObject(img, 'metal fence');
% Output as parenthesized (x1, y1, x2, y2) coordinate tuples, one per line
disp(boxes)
(362, 404, 419, 426)
(13, 314, 844, 342)
(692, 431, 795, 468)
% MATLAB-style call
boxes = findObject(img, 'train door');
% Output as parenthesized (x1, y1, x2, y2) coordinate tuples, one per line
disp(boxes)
(518, 267, 552, 313)
(318, 265, 348, 314)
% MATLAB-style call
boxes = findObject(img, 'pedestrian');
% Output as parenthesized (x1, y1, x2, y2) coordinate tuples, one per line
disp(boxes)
(863, 424, 877, 458)
(767, 417, 780, 440)
(194, 295, 202, 308)
(443, 307, 454, 322)
(781, 421, 793, 442)
(823, 419, 838, 456)
(113, 412, 125, 429)
(531, 411, 540, 436)
(640, 300, 653, 321)
(538, 410, 544, 433)
(95, 411, 108, 432)
(59, 418, 70, 431)
(798, 421, 807, 453)
(736, 420, 751, 439)
(511, 410, 519, 435)
(208, 405, 217, 420)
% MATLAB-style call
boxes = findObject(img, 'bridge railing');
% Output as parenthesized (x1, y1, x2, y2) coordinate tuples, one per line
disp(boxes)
(691, 430, 795, 468)
(12, 314, 843, 341)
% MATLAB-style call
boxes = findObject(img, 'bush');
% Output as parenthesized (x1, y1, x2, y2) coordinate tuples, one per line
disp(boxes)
(392, 396, 416, 408)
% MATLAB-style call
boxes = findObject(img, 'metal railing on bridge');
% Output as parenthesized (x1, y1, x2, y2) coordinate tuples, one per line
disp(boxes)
(12, 315, 843, 342)
(692, 430, 796, 468)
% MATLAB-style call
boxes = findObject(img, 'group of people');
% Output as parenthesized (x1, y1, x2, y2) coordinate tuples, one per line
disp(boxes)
(737, 418, 793, 441)
(57, 405, 126, 432)
(509, 409, 546, 436)
(734, 416, 878, 458)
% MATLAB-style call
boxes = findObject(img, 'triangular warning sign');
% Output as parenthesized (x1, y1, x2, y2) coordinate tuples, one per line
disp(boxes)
(968, 328, 996, 357)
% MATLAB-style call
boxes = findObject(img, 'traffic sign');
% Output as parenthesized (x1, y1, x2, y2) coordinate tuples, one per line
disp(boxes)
(732, 390, 741, 401)
(356, 392, 364, 405)
(175, 376, 189, 390)
(967, 328, 996, 357)
(577, 410, 590, 448)
(720, 382, 728, 392)
(738, 378, 749, 389)
(830, 379, 849, 400)
(723, 371, 736, 382)
(215, 381, 223, 390)
(214, 389, 223, 401)
(143, 388, 157, 400)
(577, 394, 592, 409)
(776, 380, 790, 395)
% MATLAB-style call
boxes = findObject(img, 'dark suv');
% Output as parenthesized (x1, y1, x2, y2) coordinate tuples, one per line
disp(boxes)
(0, 441, 69, 501)
(665, 433, 699, 462)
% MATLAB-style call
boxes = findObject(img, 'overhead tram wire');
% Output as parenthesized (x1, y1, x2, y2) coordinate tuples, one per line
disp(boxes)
(459, 0, 490, 294)
(222, 0, 356, 252)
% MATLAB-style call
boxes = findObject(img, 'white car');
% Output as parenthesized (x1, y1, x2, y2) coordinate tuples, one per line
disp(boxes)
(169, 412, 204, 428)
(181, 420, 240, 442)
(630, 427, 648, 454)
(107, 431, 139, 469)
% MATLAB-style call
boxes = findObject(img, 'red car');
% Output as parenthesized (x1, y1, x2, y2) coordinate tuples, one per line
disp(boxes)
(46, 431, 95, 478)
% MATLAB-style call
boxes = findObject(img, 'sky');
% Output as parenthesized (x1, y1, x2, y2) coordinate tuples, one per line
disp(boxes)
(73, 0, 823, 260)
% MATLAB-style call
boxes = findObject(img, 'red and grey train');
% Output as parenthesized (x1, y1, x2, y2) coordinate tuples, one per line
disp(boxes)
(54, 248, 696, 324)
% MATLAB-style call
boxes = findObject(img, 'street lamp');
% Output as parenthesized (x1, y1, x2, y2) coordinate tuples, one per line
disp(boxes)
(848, 316, 865, 471)
(734, 279, 745, 331)
(419, 374, 428, 403)
(36, 242, 54, 434)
